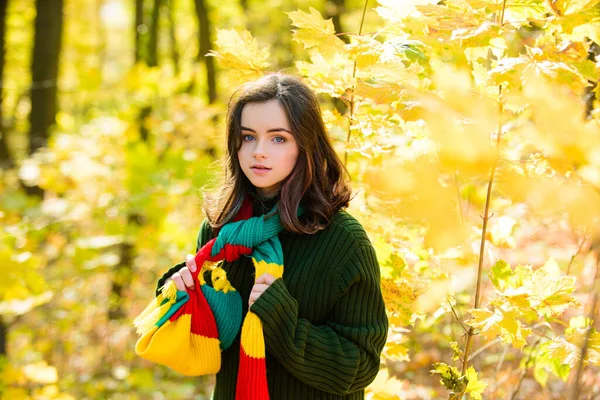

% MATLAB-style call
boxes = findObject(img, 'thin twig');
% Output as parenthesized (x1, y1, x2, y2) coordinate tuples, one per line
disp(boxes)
(568, 253, 600, 400)
(449, 300, 470, 334)
(344, 0, 369, 167)
(454, 170, 464, 224)
(461, 51, 507, 378)
(566, 229, 589, 276)
(510, 338, 541, 400)
(469, 337, 501, 361)
(489, 345, 510, 399)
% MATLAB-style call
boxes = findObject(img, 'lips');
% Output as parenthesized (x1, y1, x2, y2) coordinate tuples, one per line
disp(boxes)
(250, 165, 271, 175)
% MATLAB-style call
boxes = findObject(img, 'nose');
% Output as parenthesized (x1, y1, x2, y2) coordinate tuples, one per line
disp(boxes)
(252, 139, 267, 160)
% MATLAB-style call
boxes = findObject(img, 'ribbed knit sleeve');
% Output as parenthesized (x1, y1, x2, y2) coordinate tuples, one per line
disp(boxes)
(155, 219, 214, 296)
(249, 243, 388, 395)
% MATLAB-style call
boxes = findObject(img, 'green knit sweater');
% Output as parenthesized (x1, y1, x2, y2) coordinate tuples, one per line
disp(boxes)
(156, 198, 388, 399)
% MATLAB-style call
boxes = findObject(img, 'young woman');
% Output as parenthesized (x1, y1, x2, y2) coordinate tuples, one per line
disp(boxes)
(155, 73, 388, 399)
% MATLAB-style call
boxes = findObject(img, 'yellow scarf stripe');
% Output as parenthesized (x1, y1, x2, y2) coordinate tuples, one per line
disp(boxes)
(252, 258, 284, 280)
(135, 316, 221, 376)
(240, 312, 266, 359)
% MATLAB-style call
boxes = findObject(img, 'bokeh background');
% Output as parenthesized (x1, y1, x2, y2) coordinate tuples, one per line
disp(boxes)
(1, 0, 600, 399)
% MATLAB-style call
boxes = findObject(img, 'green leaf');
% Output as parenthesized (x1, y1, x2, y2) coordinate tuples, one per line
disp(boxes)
(431, 362, 468, 395)
(491, 259, 513, 290)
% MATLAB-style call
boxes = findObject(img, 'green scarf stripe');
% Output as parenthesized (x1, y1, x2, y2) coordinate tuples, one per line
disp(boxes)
(253, 237, 284, 265)
(211, 204, 283, 259)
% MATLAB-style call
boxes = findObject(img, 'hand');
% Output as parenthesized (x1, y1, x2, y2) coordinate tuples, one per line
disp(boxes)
(248, 273, 276, 309)
(165, 254, 198, 292)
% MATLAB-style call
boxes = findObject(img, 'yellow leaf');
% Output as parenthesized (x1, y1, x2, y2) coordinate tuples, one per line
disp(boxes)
(530, 260, 580, 318)
(553, 0, 600, 15)
(375, 0, 438, 22)
(468, 306, 532, 349)
(465, 366, 487, 400)
(502, 0, 549, 24)
(365, 156, 467, 252)
(415, 2, 484, 31)
(365, 367, 404, 399)
(296, 49, 354, 97)
(354, 80, 404, 105)
(419, 65, 497, 176)
(486, 215, 518, 248)
(287, 7, 345, 52)
(207, 29, 270, 83)
(345, 35, 383, 69)
(549, 328, 600, 367)
(381, 278, 419, 327)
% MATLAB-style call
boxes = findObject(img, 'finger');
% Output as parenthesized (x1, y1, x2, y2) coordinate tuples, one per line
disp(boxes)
(171, 274, 186, 292)
(186, 254, 196, 273)
(248, 291, 260, 308)
(256, 273, 276, 285)
(180, 267, 195, 290)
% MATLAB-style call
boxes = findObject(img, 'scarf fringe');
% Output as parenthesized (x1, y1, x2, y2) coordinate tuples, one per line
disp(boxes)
(133, 280, 178, 335)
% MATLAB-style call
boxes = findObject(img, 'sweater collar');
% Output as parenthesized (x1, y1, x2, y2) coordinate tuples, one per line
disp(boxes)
(248, 190, 280, 216)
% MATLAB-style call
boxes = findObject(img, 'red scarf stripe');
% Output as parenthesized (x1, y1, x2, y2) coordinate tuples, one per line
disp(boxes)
(208, 243, 253, 262)
(236, 348, 269, 400)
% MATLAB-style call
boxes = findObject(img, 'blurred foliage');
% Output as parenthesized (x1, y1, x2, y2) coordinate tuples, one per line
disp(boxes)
(2, 0, 600, 399)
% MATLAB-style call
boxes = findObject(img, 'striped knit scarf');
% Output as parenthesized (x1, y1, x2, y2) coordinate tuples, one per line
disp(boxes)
(203, 196, 287, 399)
(135, 195, 292, 400)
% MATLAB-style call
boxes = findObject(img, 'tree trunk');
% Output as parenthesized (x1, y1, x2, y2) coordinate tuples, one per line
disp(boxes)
(167, 0, 180, 75)
(0, 315, 6, 356)
(147, 0, 160, 67)
(139, 0, 160, 142)
(585, 40, 599, 118)
(135, 0, 144, 63)
(109, 0, 160, 321)
(0, 0, 13, 169)
(193, 0, 216, 104)
(28, 0, 64, 156)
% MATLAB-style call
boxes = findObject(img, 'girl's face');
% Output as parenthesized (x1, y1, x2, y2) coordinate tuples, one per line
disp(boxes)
(238, 99, 299, 198)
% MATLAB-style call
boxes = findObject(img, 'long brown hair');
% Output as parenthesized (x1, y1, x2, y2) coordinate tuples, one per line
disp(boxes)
(203, 72, 352, 234)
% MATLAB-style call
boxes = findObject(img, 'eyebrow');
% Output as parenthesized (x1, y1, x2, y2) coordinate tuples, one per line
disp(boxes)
(241, 126, 292, 134)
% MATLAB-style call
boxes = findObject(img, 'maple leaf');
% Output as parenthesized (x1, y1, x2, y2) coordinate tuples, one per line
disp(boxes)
(500, 0, 549, 25)
(467, 306, 532, 349)
(287, 7, 345, 53)
(548, 327, 600, 367)
(345, 35, 383, 69)
(416, 2, 484, 31)
(465, 366, 487, 400)
(295, 49, 354, 97)
(381, 278, 420, 327)
(375, 0, 438, 22)
(490, 258, 580, 318)
(207, 29, 270, 82)
(529, 258, 580, 318)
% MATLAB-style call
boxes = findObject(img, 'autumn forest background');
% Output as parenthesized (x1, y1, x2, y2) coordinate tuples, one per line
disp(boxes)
(1, 0, 600, 399)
